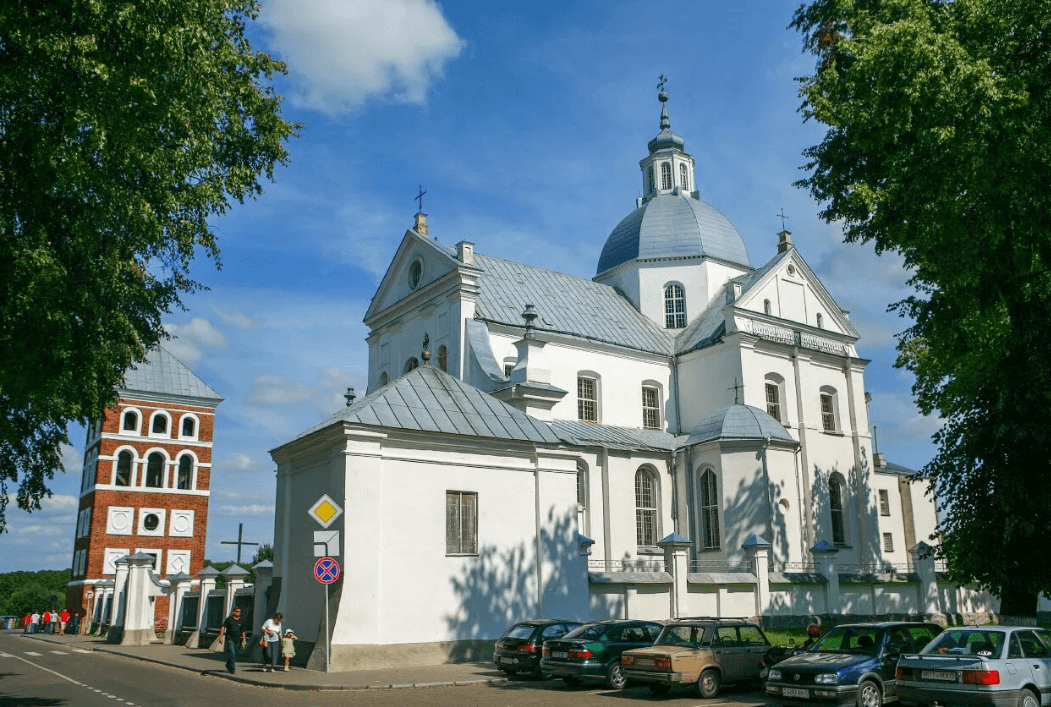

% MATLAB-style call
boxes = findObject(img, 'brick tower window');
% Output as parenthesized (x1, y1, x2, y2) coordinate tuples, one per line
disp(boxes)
(145, 452, 165, 488)
(177, 455, 193, 490)
(152, 414, 168, 434)
(181, 417, 195, 437)
(122, 410, 139, 432)
(116, 450, 133, 486)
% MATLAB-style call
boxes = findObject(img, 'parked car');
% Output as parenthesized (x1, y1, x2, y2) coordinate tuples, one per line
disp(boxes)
(540, 619, 663, 689)
(493, 619, 584, 679)
(621, 617, 780, 697)
(896, 626, 1051, 707)
(766, 622, 942, 707)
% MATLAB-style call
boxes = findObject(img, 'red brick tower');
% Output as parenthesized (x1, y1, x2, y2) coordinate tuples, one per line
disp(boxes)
(67, 345, 223, 631)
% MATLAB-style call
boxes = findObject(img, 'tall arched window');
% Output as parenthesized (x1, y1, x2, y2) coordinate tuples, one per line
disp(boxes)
(679, 163, 689, 191)
(437, 345, 448, 372)
(763, 299, 772, 315)
(664, 284, 687, 328)
(816, 312, 824, 329)
(660, 162, 673, 190)
(635, 468, 659, 547)
(177, 455, 193, 490)
(647, 166, 655, 193)
(115, 451, 133, 486)
(404, 357, 419, 374)
(145, 453, 165, 488)
(698, 469, 720, 550)
(151, 413, 168, 434)
(829, 473, 846, 545)
(122, 411, 139, 433)
(181, 417, 195, 438)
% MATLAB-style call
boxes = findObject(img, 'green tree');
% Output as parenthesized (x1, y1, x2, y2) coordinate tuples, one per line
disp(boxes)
(246, 542, 272, 584)
(0, 1, 298, 532)
(791, 0, 1051, 614)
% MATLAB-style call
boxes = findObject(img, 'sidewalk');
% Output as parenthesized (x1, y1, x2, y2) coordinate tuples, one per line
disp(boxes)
(21, 632, 510, 691)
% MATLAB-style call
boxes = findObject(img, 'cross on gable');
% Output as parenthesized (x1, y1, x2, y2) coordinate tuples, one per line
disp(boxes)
(220, 522, 259, 565)
(777, 208, 789, 231)
(415, 184, 427, 213)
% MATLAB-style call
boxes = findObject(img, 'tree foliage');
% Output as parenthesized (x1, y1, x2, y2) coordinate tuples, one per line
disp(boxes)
(0, 1, 298, 532)
(0, 569, 71, 615)
(791, 0, 1051, 613)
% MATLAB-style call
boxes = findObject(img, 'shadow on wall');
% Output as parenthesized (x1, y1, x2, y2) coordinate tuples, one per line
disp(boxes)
(443, 507, 592, 659)
(718, 461, 792, 563)
(812, 449, 882, 565)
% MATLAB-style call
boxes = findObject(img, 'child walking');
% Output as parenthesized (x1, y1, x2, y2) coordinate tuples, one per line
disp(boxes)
(281, 629, 297, 671)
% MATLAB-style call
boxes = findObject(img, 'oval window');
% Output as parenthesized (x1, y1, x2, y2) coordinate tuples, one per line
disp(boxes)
(143, 513, 160, 532)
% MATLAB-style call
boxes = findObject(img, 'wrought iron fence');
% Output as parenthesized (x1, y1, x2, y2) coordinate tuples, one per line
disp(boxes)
(772, 561, 820, 573)
(588, 558, 667, 573)
(837, 563, 915, 575)
(688, 560, 754, 573)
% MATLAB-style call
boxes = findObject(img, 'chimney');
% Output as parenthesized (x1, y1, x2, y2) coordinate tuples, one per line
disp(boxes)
(725, 281, 743, 304)
(777, 229, 794, 253)
(413, 212, 428, 237)
(456, 241, 474, 266)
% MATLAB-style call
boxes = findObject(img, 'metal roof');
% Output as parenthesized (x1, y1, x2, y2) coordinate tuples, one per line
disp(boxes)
(549, 419, 686, 452)
(283, 364, 562, 446)
(121, 344, 223, 403)
(685, 404, 796, 446)
(473, 253, 674, 355)
(597, 193, 751, 275)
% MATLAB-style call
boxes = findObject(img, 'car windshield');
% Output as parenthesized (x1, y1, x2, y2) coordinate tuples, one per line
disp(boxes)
(811, 626, 883, 655)
(922, 630, 1005, 658)
(655, 625, 704, 648)
(505, 624, 537, 640)
(564, 623, 608, 640)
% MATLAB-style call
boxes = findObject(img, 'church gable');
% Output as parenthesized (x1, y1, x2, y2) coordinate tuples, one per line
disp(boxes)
(364, 229, 464, 322)
(735, 245, 859, 339)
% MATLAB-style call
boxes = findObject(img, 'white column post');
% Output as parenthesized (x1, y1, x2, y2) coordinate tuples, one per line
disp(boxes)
(106, 556, 131, 643)
(164, 572, 193, 645)
(221, 564, 249, 617)
(743, 534, 773, 620)
(252, 560, 274, 632)
(120, 553, 158, 646)
(910, 542, 942, 620)
(659, 533, 692, 619)
(812, 540, 840, 618)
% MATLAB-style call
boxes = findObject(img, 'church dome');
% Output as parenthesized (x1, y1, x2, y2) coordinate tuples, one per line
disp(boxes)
(686, 404, 795, 447)
(596, 192, 751, 276)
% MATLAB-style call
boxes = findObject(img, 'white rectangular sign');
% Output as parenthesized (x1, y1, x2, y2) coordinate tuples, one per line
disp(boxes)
(313, 530, 340, 558)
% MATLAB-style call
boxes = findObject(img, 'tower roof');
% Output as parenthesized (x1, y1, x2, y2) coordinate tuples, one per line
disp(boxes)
(121, 344, 223, 404)
(686, 404, 796, 447)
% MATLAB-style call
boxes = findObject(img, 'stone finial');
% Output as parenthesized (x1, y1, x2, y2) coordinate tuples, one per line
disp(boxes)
(742, 534, 773, 549)
(456, 240, 474, 266)
(521, 304, 538, 330)
(413, 211, 428, 236)
(421, 332, 431, 363)
(778, 229, 794, 253)
(344, 387, 356, 406)
(221, 564, 250, 578)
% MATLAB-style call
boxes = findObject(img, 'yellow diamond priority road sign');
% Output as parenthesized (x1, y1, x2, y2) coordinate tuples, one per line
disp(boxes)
(308, 494, 343, 529)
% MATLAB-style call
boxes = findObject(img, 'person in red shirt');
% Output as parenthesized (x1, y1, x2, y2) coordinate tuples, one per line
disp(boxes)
(23, 613, 31, 634)
(42, 610, 51, 634)
(59, 609, 70, 634)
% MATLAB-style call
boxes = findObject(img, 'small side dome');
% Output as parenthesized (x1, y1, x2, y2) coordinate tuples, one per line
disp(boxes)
(686, 404, 795, 447)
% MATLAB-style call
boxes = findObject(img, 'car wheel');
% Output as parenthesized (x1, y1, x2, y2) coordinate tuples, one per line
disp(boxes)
(562, 676, 581, 687)
(648, 683, 671, 696)
(697, 668, 721, 698)
(1020, 690, 1039, 707)
(606, 662, 628, 690)
(857, 680, 883, 707)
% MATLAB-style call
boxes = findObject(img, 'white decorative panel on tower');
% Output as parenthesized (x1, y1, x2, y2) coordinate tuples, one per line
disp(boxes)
(137, 508, 166, 537)
(169, 510, 194, 538)
(166, 550, 191, 575)
(135, 548, 161, 571)
(103, 548, 128, 575)
(106, 507, 134, 535)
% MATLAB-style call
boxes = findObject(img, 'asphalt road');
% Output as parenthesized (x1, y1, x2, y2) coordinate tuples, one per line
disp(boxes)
(0, 632, 774, 707)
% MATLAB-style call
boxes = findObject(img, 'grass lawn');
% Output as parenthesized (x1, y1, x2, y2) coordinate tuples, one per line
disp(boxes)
(764, 627, 811, 648)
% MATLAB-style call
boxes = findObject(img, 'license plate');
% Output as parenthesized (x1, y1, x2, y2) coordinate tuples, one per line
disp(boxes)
(552, 651, 568, 659)
(921, 670, 957, 681)
(783, 687, 810, 698)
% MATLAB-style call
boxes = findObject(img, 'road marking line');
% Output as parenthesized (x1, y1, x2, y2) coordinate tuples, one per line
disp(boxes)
(24, 651, 43, 656)
(73, 648, 92, 653)
(50, 650, 69, 654)
(0, 652, 11, 657)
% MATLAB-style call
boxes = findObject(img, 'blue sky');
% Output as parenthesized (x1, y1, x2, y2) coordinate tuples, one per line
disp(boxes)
(2, 0, 940, 572)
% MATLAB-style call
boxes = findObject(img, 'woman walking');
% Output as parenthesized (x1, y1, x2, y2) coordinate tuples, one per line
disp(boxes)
(260, 612, 283, 672)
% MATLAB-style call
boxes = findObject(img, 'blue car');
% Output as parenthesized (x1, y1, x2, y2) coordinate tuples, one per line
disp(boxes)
(766, 622, 942, 707)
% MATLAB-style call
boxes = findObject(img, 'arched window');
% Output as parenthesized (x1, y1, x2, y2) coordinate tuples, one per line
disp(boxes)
(699, 469, 720, 550)
(145, 453, 165, 488)
(763, 299, 771, 315)
(577, 375, 599, 422)
(664, 284, 687, 328)
(765, 374, 786, 423)
(647, 166, 654, 193)
(660, 162, 673, 190)
(820, 387, 838, 432)
(408, 259, 423, 290)
(379, 371, 389, 386)
(176, 455, 193, 490)
(816, 312, 824, 329)
(122, 411, 139, 433)
(642, 384, 661, 430)
(181, 417, 195, 438)
(404, 357, 419, 374)
(151, 413, 168, 435)
(635, 468, 659, 547)
(829, 473, 847, 545)
(679, 163, 689, 191)
(115, 451, 133, 486)
(437, 345, 448, 372)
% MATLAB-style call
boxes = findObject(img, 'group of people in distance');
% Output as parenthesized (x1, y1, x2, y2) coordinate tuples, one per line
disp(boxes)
(218, 608, 297, 675)
(22, 608, 74, 635)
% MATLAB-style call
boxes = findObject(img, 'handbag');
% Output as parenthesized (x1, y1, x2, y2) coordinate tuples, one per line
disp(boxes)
(258, 636, 266, 648)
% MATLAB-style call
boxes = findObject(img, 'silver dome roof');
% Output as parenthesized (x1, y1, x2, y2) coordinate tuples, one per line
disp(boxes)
(597, 193, 751, 276)
(686, 404, 795, 447)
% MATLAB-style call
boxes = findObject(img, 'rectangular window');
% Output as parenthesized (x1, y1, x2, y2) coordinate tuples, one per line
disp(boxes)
(766, 383, 781, 422)
(577, 470, 587, 509)
(879, 489, 891, 516)
(446, 491, 478, 555)
(820, 393, 837, 432)
(883, 532, 894, 553)
(642, 386, 661, 429)
(577, 377, 597, 422)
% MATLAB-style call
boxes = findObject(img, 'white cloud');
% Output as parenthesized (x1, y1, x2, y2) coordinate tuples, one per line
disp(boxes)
(221, 453, 255, 471)
(211, 305, 262, 330)
(163, 317, 229, 366)
(216, 504, 275, 518)
(260, 0, 464, 115)
(40, 494, 78, 512)
(246, 366, 353, 414)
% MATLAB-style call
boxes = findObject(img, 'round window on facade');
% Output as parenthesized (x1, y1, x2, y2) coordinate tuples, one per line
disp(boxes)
(143, 513, 160, 532)
(408, 259, 423, 290)
(787, 264, 796, 276)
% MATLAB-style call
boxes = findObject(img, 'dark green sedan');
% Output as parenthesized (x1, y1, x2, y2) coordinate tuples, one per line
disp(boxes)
(541, 620, 663, 689)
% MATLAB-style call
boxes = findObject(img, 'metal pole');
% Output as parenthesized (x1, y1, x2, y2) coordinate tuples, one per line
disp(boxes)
(324, 584, 330, 673)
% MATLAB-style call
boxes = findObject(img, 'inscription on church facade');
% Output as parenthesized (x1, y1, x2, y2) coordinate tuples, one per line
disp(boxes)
(744, 319, 848, 355)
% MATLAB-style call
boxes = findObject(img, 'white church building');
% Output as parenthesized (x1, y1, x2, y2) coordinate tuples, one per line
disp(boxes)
(268, 90, 988, 671)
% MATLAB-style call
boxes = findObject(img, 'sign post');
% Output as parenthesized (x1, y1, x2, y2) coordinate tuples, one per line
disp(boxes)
(313, 557, 340, 673)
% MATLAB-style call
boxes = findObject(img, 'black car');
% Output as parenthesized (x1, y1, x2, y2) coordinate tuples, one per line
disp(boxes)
(766, 622, 942, 707)
(493, 619, 584, 678)
(540, 619, 663, 689)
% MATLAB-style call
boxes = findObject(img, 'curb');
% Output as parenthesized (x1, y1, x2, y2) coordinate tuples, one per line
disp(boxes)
(22, 634, 509, 692)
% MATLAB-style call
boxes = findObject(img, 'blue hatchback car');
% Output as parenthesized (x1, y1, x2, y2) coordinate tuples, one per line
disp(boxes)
(766, 623, 942, 707)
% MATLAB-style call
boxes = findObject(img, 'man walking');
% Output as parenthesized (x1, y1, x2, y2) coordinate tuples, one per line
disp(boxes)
(217, 606, 247, 675)
(48, 609, 58, 634)
(59, 608, 69, 634)
(31, 611, 40, 634)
